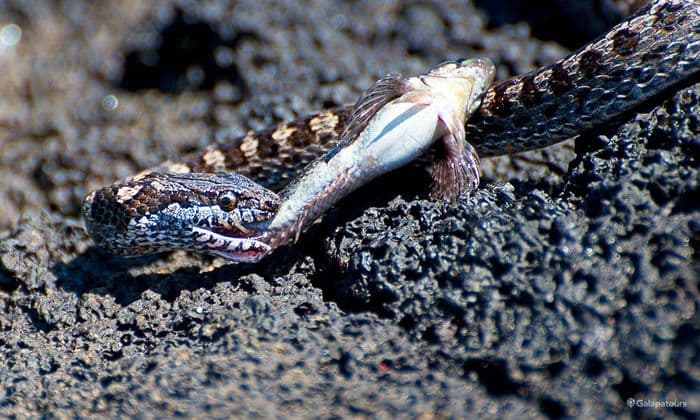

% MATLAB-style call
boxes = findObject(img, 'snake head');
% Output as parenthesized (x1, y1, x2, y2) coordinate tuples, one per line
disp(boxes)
(82, 171, 280, 263)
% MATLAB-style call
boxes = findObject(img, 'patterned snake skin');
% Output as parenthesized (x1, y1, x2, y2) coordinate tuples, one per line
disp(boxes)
(83, 0, 699, 259)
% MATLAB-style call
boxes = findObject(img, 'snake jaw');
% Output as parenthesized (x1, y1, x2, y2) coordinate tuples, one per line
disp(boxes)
(175, 180, 279, 261)
(195, 211, 276, 261)
(175, 183, 279, 261)
(191, 226, 270, 263)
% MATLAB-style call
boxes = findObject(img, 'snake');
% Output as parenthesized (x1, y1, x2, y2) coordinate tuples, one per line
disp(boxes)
(82, 0, 699, 262)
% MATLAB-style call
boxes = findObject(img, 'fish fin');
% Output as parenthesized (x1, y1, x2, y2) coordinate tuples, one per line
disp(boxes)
(338, 73, 409, 147)
(430, 124, 481, 202)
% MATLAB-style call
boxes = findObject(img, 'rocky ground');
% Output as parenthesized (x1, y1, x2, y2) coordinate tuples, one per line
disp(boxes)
(0, 0, 698, 418)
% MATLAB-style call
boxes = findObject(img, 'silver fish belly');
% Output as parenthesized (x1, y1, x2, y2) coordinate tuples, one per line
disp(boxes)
(261, 58, 495, 250)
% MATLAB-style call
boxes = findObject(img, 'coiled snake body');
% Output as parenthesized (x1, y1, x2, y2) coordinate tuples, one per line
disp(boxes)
(83, 0, 700, 262)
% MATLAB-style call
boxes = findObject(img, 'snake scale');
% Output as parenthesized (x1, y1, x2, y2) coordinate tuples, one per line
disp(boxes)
(83, 0, 700, 262)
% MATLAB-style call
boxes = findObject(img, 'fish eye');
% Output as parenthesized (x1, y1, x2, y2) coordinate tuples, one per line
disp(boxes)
(217, 192, 238, 212)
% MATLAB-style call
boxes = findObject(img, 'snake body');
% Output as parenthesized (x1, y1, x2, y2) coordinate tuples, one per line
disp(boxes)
(83, 0, 700, 261)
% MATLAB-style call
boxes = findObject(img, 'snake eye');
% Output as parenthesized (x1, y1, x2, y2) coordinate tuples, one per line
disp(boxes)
(217, 192, 238, 212)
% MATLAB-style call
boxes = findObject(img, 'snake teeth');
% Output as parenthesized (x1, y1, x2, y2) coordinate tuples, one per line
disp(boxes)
(191, 226, 271, 262)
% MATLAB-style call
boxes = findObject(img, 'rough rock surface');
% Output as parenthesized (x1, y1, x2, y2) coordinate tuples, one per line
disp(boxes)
(0, 0, 697, 418)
